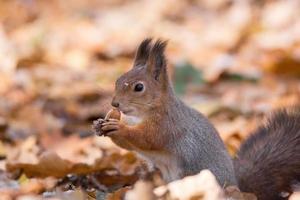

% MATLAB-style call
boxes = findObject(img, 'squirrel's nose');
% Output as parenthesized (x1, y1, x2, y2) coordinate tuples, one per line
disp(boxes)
(111, 98, 120, 108)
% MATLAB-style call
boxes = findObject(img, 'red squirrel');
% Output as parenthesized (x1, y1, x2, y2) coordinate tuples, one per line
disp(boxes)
(93, 38, 300, 200)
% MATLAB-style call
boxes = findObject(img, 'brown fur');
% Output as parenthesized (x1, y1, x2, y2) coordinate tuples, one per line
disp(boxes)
(97, 38, 236, 184)
(234, 107, 300, 200)
(94, 39, 300, 196)
(106, 39, 172, 151)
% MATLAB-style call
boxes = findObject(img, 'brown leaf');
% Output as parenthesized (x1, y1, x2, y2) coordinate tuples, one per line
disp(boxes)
(7, 146, 140, 179)
(154, 170, 224, 200)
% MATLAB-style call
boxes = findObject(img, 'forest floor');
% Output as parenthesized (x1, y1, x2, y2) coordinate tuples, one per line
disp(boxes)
(0, 0, 299, 199)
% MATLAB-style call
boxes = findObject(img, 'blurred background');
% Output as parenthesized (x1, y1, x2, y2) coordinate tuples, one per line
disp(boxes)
(0, 0, 299, 199)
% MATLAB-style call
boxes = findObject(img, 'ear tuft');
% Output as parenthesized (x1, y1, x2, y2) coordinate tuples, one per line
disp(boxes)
(133, 38, 153, 66)
(149, 39, 168, 80)
(133, 38, 169, 81)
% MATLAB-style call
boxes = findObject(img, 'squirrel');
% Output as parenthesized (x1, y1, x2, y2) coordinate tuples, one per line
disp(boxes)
(93, 38, 300, 200)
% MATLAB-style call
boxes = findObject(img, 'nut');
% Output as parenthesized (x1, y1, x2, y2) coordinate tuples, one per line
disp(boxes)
(104, 108, 121, 120)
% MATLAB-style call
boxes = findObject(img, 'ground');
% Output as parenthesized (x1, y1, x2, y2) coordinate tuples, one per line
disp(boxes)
(0, 0, 299, 199)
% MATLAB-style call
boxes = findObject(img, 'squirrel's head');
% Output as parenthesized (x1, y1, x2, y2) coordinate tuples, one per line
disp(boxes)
(111, 38, 170, 117)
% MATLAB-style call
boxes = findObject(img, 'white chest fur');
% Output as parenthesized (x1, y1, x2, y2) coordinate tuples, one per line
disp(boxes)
(121, 113, 143, 125)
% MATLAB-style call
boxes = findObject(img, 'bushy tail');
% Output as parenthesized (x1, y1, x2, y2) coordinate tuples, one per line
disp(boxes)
(234, 107, 300, 200)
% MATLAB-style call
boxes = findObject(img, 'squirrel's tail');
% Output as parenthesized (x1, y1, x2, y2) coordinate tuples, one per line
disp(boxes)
(233, 107, 300, 200)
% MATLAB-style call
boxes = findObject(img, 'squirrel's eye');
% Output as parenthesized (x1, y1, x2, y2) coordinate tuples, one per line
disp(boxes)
(134, 83, 144, 92)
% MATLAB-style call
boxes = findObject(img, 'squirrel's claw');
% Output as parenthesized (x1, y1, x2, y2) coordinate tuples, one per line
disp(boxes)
(101, 119, 123, 136)
(93, 118, 123, 137)
(101, 122, 119, 132)
(93, 118, 105, 136)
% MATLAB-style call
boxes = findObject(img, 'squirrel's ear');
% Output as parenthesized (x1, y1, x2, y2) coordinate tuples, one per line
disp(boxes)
(147, 39, 168, 81)
(133, 38, 152, 67)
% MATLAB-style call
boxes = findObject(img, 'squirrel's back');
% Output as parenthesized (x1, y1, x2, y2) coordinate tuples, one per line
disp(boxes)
(234, 107, 300, 200)
(164, 97, 237, 186)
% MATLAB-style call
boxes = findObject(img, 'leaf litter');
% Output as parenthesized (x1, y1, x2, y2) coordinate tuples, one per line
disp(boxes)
(0, 0, 299, 199)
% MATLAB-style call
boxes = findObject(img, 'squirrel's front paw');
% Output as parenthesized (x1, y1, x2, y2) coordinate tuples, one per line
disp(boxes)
(101, 119, 123, 136)
(93, 118, 105, 136)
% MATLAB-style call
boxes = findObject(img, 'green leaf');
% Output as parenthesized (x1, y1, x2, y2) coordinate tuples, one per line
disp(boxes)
(173, 61, 204, 95)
